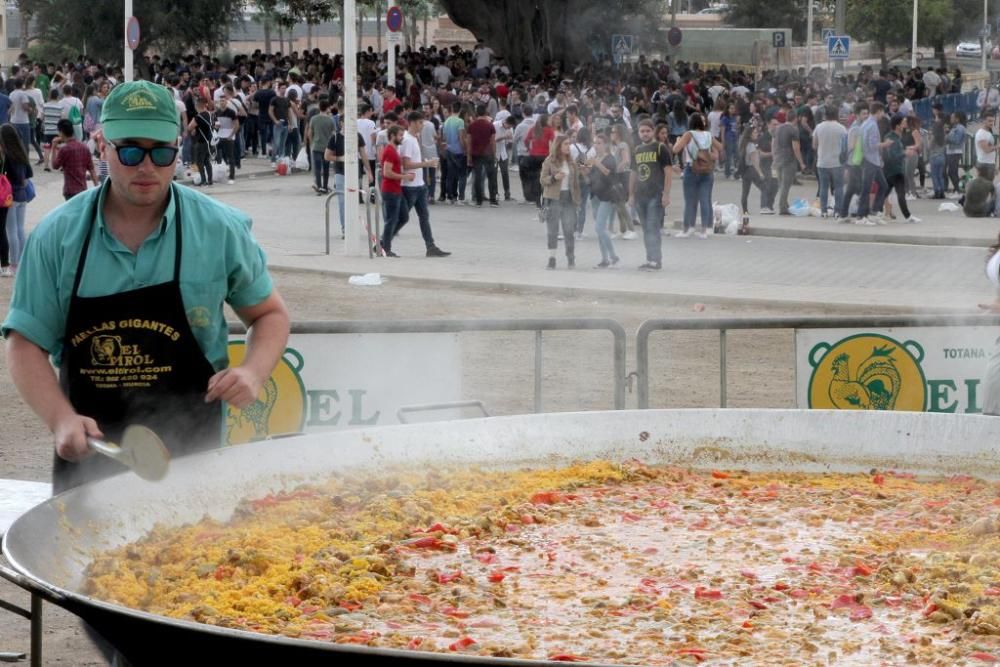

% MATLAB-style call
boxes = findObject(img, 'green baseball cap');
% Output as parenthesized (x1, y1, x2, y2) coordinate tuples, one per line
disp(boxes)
(100, 80, 179, 144)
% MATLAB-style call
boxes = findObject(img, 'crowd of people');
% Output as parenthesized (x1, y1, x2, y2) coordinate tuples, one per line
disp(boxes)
(0, 43, 996, 269)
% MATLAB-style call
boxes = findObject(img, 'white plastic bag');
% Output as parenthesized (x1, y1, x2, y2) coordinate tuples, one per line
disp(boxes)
(712, 203, 740, 235)
(938, 202, 962, 212)
(295, 148, 310, 171)
(212, 162, 228, 182)
(789, 198, 810, 217)
(191, 172, 202, 186)
(348, 273, 383, 286)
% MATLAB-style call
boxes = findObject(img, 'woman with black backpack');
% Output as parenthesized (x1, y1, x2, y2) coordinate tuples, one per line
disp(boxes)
(673, 112, 723, 239)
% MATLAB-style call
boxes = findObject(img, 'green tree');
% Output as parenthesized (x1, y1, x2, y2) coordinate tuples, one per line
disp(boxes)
(438, 0, 668, 74)
(22, 0, 244, 66)
(726, 0, 808, 42)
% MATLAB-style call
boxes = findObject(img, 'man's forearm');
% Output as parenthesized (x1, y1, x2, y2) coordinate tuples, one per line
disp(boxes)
(241, 311, 291, 385)
(7, 333, 76, 433)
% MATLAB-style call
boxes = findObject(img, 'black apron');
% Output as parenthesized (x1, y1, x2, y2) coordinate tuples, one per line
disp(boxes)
(54, 189, 222, 493)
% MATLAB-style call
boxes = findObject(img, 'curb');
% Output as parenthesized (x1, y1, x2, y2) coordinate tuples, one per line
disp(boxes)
(267, 262, 972, 315)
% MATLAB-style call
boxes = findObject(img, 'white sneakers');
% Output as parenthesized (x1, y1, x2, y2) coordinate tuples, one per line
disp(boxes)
(0, 267, 11, 277)
(622, 230, 638, 240)
(903, 215, 921, 224)
(675, 228, 693, 238)
(759, 208, 775, 215)
(696, 230, 709, 239)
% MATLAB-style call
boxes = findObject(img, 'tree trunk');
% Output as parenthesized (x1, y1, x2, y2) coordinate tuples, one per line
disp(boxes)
(423, 7, 429, 48)
(935, 38, 947, 70)
(438, 0, 591, 74)
(20, 10, 31, 51)
(264, 18, 272, 55)
(278, 25, 284, 54)
(376, 0, 383, 54)
(307, 21, 313, 49)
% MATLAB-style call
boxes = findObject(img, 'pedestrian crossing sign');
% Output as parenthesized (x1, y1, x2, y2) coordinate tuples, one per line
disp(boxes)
(827, 35, 850, 60)
(612, 34, 635, 57)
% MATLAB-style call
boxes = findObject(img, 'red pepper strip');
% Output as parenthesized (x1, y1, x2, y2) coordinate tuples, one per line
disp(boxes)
(300, 605, 319, 614)
(872, 473, 885, 486)
(711, 470, 730, 479)
(476, 551, 496, 564)
(488, 570, 506, 583)
(971, 652, 1000, 663)
(408, 593, 433, 605)
(807, 562, 824, 572)
(986, 588, 1000, 596)
(830, 594, 873, 621)
(423, 522, 450, 533)
(407, 637, 424, 650)
(922, 603, 939, 617)
(448, 637, 477, 651)
(694, 587, 723, 600)
(339, 601, 361, 612)
(740, 570, 758, 580)
(852, 562, 874, 577)
(520, 514, 535, 524)
(781, 556, 797, 563)
(284, 596, 302, 607)
(436, 570, 462, 584)
(788, 589, 809, 599)
(677, 647, 709, 662)
(440, 606, 471, 618)
(549, 654, 590, 662)
(401, 536, 456, 551)
(530, 491, 565, 505)
(621, 512, 642, 522)
(214, 565, 233, 580)
(749, 600, 768, 610)
(774, 582, 790, 591)
(337, 633, 375, 645)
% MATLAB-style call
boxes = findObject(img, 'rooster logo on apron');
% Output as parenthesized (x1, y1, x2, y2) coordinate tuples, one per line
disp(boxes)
(224, 342, 307, 444)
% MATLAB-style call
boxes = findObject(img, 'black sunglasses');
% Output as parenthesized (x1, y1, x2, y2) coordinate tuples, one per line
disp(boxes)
(107, 141, 179, 168)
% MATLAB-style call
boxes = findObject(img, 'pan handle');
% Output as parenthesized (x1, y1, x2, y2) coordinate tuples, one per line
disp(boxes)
(0, 563, 66, 602)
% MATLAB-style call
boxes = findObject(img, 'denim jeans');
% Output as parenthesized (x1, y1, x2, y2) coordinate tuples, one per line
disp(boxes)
(759, 161, 776, 209)
(545, 192, 576, 260)
(776, 161, 797, 213)
(817, 166, 845, 216)
(497, 158, 510, 198)
(444, 150, 467, 201)
(423, 166, 436, 199)
(858, 161, 889, 218)
(259, 120, 273, 158)
(930, 153, 946, 196)
(271, 121, 289, 161)
(740, 168, 764, 214)
(380, 191, 404, 250)
(334, 172, 346, 232)
(218, 138, 236, 180)
(286, 129, 301, 164)
(576, 181, 591, 234)
(634, 196, 664, 264)
(313, 151, 330, 190)
(471, 155, 497, 204)
(399, 185, 436, 248)
(13, 123, 31, 154)
(6, 201, 25, 266)
(682, 167, 714, 230)
(594, 200, 618, 263)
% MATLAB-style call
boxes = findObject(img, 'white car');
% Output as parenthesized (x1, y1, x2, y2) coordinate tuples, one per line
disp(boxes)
(697, 5, 729, 14)
(957, 39, 991, 57)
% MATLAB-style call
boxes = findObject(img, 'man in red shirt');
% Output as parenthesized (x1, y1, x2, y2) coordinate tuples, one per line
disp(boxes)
(50, 118, 98, 200)
(378, 125, 414, 257)
(382, 87, 402, 116)
(467, 104, 498, 207)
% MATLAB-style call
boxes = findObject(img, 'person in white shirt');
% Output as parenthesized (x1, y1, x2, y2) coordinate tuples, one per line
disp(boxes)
(357, 104, 378, 177)
(473, 42, 494, 76)
(392, 111, 450, 258)
(569, 127, 597, 239)
(215, 96, 240, 183)
(433, 61, 452, 87)
(493, 115, 516, 201)
(58, 84, 84, 141)
(812, 106, 848, 217)
(975, 108, 997, 175)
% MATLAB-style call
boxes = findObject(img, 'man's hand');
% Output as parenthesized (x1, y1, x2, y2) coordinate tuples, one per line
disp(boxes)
(405, 172, 416, 182)
(661, 193, 670, 208)
(53, 413, 103, 462)
(205, 367, 265, 410)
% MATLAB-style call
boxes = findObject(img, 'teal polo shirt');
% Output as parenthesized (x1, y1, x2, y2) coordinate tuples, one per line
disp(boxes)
(2, 181, 273, 369)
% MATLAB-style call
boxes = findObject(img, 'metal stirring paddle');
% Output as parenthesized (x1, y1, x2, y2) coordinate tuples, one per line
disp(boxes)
(88, 425, 170, 482)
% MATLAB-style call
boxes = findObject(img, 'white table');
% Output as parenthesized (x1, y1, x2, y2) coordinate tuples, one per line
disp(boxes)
(0, 479, 51, 667)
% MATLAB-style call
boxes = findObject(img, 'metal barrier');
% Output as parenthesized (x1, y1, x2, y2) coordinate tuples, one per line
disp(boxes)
(324, 174, 381, 257)
(635, 314, 1000, 409)
(231, 318, 629, 411)
(912, 91, 981, 126)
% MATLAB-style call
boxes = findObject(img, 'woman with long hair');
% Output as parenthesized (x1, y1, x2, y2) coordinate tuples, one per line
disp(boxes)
(672, 112, 723, 238)
(587, 133, 621, 268)
(738, 123, 765, 226)
(526, 114, 555, 216)
(609, 123, 636, 238)
(667, 98, 688, 146)
(945, 111, 967, 195)
(539, 135, 581, 269)
(570, 127, 596, 239)
(901, 114, 922, 199)
(929, 105, 947, 199)
(0, 124, 32, 276)
(721, 102, 739, 178)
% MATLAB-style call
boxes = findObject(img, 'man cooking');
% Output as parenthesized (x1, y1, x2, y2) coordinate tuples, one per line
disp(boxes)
(2, 80, 290, 493)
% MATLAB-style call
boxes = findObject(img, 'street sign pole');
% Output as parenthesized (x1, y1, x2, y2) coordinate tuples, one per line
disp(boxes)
(983, 0, 989, 72)
(911, 0, 918, 69)
(386, 7, 403, 92)
(124, 0, 133, 82)
(344, 0, 364, 257)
